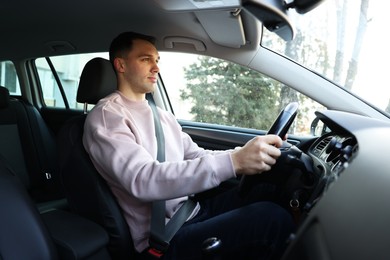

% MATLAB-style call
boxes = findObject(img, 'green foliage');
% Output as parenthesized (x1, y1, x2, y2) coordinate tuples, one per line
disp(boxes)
(180, 56, 282, 129)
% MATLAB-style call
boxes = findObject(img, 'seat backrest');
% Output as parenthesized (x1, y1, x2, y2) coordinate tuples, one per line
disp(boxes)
(0, 86, 64, 208)
(57, 58, 136, 259)
(0, 157, 58, 259)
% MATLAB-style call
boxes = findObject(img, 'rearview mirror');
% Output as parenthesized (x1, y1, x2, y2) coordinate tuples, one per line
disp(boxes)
(242, 0, 326, 41)
(286, 0, 327, 14)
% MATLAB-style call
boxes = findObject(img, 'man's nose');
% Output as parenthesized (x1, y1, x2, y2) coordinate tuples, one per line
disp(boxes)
(152, 63, 159, 73)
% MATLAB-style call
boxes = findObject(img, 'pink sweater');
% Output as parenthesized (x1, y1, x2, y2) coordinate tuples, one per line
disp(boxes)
(83, 91, 236, 252)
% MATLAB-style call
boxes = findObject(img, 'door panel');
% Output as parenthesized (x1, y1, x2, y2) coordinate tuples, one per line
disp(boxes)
(180, 120, 265, 150)
(179, 120, 312, 151)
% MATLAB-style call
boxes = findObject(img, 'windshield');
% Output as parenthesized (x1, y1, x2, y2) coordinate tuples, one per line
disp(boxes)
(262, 0, 390, 116)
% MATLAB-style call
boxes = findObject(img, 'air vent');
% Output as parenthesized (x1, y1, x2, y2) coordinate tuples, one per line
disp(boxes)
(314, 136, 332, 155)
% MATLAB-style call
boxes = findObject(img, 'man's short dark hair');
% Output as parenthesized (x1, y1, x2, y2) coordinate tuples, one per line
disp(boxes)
(109, 32, 156, 65)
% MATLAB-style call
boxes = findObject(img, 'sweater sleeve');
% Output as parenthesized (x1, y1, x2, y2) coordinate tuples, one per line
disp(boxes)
(83, 102, 236, 202)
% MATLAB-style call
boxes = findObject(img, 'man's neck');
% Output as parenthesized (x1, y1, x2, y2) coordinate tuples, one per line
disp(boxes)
(117, 86, 145, 101)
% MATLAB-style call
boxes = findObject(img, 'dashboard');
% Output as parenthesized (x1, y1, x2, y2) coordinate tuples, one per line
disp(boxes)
(282, 109, 390, 260)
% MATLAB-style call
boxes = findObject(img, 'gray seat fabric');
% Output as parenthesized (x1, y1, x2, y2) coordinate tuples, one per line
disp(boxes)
(58, 58, 136, 259)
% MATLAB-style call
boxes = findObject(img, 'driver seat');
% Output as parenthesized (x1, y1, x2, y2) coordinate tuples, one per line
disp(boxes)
(57, 57, 136, 259)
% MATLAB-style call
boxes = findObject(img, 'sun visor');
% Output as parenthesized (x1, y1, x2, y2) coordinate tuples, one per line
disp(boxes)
(154, 0, 245, 48)
(154, 0, 241, 11)
(195, 10, 246, 48)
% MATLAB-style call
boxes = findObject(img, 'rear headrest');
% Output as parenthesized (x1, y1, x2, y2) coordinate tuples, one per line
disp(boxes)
(0, 86, 10, 109)
(77, 58, 117, 105)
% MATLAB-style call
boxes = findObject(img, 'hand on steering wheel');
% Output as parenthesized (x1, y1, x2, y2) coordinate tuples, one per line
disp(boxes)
(238, 102, 299, 194)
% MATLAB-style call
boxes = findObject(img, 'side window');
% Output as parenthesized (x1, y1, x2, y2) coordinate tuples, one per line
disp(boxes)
(158, 52, 325, 136)
(0, 61, 21, 95)
(35, 53, 108, 109)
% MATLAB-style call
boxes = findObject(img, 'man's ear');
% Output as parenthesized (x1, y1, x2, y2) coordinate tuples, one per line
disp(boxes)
(113, 57, 125, 73)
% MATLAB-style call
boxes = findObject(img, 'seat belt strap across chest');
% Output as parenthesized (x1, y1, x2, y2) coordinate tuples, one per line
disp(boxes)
(146, 93, 196, 256)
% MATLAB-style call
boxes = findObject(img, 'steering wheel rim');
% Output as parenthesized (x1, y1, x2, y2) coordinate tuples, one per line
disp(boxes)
(238, 102, 299, 195)
(266, 102, 299, 137)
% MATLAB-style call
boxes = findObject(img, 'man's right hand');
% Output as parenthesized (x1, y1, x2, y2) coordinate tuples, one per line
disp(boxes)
(231, 135, 283, 175)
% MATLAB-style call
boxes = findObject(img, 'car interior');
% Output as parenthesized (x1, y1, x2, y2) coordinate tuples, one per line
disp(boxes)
(1, 0, 390, 259)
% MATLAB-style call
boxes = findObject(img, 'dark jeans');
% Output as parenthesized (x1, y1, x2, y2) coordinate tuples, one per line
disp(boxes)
(162, 184, 295, 260)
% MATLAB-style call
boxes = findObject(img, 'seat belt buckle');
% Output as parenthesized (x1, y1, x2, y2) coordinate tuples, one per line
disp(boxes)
(147, 247, 164, 258)
(148, 235, 170, 258)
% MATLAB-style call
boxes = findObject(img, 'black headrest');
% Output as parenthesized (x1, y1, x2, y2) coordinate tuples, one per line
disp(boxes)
(77, 58, 117, 105)
(0, 86, 10, 109)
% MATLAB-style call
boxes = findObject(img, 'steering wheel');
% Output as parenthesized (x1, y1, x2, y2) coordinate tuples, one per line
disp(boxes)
(266, 102, 299, 138)
(238, 102, 299, 195)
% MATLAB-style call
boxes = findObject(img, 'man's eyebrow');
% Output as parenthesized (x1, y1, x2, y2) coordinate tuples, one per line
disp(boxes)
(138, 54, 160, 59)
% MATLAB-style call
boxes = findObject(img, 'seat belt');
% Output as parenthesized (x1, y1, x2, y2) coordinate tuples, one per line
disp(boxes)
(146, 93, 196, 257)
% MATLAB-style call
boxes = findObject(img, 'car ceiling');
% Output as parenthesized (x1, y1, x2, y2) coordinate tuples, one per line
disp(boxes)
(1, 0, 261, 61)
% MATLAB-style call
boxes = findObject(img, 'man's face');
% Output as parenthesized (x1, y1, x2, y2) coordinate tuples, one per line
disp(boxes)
(119, 39, 160, 95)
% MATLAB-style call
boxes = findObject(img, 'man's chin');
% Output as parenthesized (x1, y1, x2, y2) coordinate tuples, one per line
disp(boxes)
(148, 84, 156, 93)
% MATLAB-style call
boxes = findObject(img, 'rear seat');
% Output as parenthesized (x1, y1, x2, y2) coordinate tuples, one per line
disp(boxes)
(0, 86, 112, 259)
(0, 86, 66, 211)
(0, 149, 111, 260)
